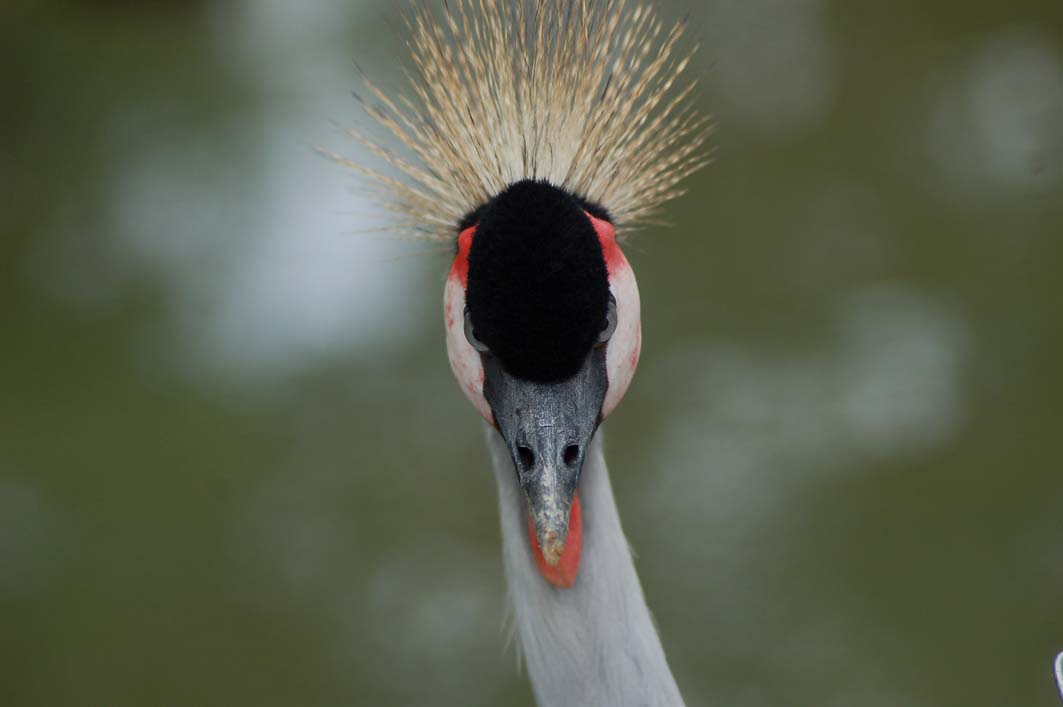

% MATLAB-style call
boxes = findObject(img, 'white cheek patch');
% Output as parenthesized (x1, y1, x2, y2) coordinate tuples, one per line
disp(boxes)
(444, 276, 493, 423)
(603, 254, 641, 419)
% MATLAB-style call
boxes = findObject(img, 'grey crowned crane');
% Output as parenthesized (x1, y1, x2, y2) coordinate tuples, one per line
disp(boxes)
(331, 1, 710, 704)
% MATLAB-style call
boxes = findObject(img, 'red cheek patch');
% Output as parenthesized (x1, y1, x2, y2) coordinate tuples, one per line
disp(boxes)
(450, 225, 476, 287)
(527, 492, 583, 589)
(587, 213, 623, 275)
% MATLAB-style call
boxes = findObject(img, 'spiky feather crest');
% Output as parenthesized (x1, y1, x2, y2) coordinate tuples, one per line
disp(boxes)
(330, 0, 711, 241)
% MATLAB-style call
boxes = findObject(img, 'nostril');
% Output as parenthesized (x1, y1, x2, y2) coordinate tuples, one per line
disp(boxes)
(563, 445, 580, 466)
(517, 446, 535, 471)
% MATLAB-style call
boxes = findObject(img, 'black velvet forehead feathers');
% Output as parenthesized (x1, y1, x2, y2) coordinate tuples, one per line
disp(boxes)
(464, 180, 611, 383)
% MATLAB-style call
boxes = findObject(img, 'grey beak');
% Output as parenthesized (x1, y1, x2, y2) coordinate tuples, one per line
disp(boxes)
(483, 348, 608, 565)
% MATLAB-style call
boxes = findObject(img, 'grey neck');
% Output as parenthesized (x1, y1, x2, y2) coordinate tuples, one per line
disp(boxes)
(486, 425, 686, 707)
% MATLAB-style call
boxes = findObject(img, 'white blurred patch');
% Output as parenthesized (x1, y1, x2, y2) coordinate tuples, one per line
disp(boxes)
(926, 27, 1063, 199)
(702, 0, 835, 140)
(349, 540, 509, 702)
(212, 0, 356, 67)
(128, 135, 425, 385)
(229, 462, 510, 703)
(837, 287, 966, 455)
(231, 467, 351, 599)
(645, 285, 969, 546)
(0, 478, 60, 595)
(27, 0, 431, 389)
(827, 692, 927, 707)
(367, 541, 502, 653)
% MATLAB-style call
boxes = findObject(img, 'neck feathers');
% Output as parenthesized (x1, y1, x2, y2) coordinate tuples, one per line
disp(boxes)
(486, 426, 685, 707)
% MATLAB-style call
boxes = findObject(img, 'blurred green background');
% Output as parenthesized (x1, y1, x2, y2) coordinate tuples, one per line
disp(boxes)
(3, 1, 1062, 705)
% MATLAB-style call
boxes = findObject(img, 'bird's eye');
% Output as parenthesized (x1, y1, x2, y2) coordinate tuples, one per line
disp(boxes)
(597, 295, 618, 345)
(464, 307, 491, 353)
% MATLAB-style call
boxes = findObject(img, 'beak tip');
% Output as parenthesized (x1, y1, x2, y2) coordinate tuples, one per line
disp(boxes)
(540, 530, 565, 567)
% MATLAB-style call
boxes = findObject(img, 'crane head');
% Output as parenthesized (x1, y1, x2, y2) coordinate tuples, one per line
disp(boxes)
(443, 179, 641, 588)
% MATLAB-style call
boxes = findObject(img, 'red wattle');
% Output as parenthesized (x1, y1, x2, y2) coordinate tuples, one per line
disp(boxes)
(527, 492, 583, 589)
